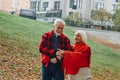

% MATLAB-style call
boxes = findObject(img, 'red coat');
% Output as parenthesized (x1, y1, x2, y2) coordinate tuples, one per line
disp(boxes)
(39, 30, 73, 67)
(62, 43, 91, 74)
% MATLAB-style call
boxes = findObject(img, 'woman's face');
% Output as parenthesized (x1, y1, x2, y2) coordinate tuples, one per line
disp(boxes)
(74, 33, 82, 43)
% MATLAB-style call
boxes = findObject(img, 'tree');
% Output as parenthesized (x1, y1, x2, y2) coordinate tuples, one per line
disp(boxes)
(112, 2, 120, 31)
(72, 12, 80, 26)
(91, 9, 112, 30)
(91, 8, 111, 24)
(64, 12, 80, 26)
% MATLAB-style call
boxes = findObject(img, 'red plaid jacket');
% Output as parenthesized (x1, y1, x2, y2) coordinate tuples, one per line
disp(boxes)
(39, 30, 73, 67)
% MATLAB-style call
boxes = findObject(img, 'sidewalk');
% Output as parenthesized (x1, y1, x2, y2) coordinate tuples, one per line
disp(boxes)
(67, 26, 120, 51)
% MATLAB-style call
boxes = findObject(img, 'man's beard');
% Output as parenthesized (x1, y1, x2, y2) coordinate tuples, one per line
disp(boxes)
(56, 33, 61, 36)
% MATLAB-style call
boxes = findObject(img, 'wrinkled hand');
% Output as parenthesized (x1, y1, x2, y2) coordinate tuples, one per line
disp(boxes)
(56, 49, 64, 60)
(56, 55, 62, 60)
(56, 49, 64, 56)
(50, 58, 57, 64)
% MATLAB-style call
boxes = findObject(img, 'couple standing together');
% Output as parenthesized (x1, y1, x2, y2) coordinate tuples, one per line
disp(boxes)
(39, 19, 92, 80)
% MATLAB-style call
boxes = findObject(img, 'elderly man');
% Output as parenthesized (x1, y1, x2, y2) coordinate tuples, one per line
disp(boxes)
(39, 19, 73, 80)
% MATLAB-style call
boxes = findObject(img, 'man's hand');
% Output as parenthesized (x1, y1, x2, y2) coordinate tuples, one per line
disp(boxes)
(50, 58, 57, 64)
(56, 49, 64, 60)
(56, 49, 64, 56)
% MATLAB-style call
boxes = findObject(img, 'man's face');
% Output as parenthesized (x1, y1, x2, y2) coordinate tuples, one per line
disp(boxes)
(54, 22, 64, 36)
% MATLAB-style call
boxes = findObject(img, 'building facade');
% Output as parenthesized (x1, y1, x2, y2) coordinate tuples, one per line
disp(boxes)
(32, 0, 119, 20)
(1, 0, 119, 20)
(92, 0, 120, 14)
(0, 0, 30, 14)
(61, 0, 93, 20)
(30, 0, 93, 20)
(0, 0, 12, 13)
(30, 0, 41, 11)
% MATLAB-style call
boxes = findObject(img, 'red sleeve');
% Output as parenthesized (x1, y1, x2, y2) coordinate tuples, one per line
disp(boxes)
(39, 34, 55, 56)
(62, 47, 91, 74)
(63, 51, 83, 69)
(62, 51, 83, 74)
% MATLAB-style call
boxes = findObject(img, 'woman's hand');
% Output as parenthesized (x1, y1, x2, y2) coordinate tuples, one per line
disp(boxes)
(56, 49, 64, 60)
(56, 55, 62, 60)
(56, 49, 65, 56)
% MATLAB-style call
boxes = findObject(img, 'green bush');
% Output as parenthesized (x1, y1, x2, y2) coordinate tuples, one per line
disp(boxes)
(64, 12, 80, 27)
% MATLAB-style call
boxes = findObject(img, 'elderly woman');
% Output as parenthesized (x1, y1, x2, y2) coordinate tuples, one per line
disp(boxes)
(56, 30, 91, 80)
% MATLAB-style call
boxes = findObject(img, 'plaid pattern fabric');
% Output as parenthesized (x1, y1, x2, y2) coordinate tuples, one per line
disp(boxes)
(39, 30, 73, 67)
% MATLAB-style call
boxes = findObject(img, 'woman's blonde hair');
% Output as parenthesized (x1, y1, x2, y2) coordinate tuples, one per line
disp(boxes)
(74, 30, 87, 43)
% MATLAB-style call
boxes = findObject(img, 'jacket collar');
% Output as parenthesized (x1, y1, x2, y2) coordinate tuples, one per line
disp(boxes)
(48, 30, 66, 39)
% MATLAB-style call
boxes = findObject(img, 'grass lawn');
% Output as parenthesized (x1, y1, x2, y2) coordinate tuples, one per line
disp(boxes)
(0, 12, 120, 80)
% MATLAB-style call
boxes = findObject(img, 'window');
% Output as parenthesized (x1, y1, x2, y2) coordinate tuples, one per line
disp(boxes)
(112, 4, 116, 11)
(30, 1, 41, 11)
(78, 0, 83, 8)
(115, 0, 119, 2)
(94, 2, 98, 9)
(74, 0, 77, 5)
(43, 2, 48, 11)
(69, 0, 83, 9)
(100, 3, 104, 8)
(94, 2, 104, 10)
(54, 1, 60, 10)
(37, 1, 40, 11)
(69, 0, 74, 8)
(30, 2, 36, 10)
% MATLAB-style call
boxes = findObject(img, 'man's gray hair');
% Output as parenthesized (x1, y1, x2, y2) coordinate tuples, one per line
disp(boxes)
(75, 30, 87, 43)
(53, 19, 66, 26)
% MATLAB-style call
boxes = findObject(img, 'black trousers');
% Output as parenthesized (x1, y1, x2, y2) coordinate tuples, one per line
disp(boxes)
(42, 63, 64, 80)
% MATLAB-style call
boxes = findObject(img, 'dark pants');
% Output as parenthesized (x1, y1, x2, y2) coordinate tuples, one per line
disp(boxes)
(42, 63, 64, 80)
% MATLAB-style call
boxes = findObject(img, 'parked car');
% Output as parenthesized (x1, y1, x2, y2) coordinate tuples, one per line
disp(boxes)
(19, 9, 36, 20)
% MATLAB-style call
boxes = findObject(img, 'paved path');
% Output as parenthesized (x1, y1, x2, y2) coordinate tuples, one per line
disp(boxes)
(67, 26, 120, 51)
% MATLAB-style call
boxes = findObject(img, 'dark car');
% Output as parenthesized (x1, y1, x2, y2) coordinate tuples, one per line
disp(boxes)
(19, 9, 36, 20)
